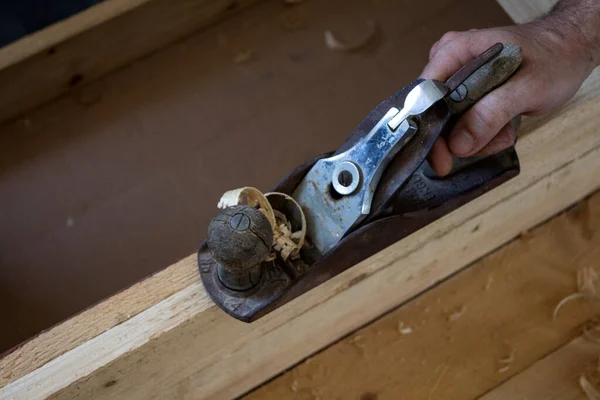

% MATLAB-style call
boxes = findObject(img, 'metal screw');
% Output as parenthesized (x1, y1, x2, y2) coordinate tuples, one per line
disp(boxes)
(338, 170, 353, 187)
(230, 213, 251, 231)
(450, 84, 468, 102)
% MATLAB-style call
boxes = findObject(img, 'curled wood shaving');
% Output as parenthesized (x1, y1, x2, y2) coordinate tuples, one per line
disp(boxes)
(497, 343, 515, 373)
(266, 192, 306, 261)
(397, 321, 413, 335)
(581, 358, 600, 400)
(218, 188, 306, 261)
(553, 293, 587, 320)
(447, 305, 466, 322)
(324, 21, 376, 53)
(218, 187, 276, 228)
(553, 267, 598, 320)
(584, 320, 600, 344)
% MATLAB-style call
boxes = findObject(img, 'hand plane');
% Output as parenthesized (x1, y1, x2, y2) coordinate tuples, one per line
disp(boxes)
(198, 42, 523, 322)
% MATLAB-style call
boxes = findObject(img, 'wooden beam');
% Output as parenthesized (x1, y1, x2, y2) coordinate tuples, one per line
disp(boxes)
(496, 0, 557, 23)
(480, 335, 598, 399)
(248, 193, 600, 399)
(2, 1, 600, 399)
(0, 0, 258, 126)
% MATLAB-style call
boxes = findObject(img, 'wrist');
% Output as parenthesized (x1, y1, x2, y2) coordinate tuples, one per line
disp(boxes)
(546, 0, 600, 69)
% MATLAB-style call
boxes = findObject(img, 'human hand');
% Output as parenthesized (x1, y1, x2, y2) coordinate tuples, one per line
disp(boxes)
(423, 17, 599, 175)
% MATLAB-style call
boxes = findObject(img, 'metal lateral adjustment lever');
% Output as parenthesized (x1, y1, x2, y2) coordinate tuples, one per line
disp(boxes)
(198, 42, 524, 322)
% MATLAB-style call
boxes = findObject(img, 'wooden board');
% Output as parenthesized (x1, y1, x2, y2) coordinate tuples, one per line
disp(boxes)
(247, 193, 600, 399)
(497, 0, 557, 23)
(0, 0, 257, 125)
(2, 0, 600, 399)
(480, 335, 597, 399)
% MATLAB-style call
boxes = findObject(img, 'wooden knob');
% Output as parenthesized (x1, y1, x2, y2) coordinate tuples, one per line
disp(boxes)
(207, 205, 273, 291)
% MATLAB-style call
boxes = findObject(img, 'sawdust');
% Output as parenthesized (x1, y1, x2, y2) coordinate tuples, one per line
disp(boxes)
(447, 305, 466, 322)
(324, 21, 376, 52)
(484, 275, 494, 291)
(553, 267, 598, 320)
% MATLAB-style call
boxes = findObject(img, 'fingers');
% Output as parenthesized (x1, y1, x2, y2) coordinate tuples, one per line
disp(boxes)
(474, 122, 517, 156)
(422, 32, 491, 81)
(448, 81, 526, 157)
(427, 137, 453, 176)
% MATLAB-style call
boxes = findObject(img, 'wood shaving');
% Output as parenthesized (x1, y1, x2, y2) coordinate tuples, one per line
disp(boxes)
(580, 358, 600, 400)
(324, 21, 376, 53)
(217, 188, 306, 260)
(484, 275, 494, 291)
(290, 379, 299, 392)
(447, 305, 466, 322)
(351, 335, 366, 348)
(584, 320, 600, 344)
(497, 365, 511, 374)
(397, 321, 413, 335)
(266, 192, 307, 260)
(232, 49, 253, 63)
(553, 267, 598, 320)
(218, 187, 276, 227)
(497, 343, 515, 373)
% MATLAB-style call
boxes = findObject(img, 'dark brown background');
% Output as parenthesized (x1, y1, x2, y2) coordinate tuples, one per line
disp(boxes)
(0, 0, 511, 353)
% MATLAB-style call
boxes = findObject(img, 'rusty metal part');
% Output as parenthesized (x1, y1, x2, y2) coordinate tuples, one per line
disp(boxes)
(199, 43, 523, 321)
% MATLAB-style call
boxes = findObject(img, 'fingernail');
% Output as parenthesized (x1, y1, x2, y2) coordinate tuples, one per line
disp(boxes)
(450, 129, 475, 156)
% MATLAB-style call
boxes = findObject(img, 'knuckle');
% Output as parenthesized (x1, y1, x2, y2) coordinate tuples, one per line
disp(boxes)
(440, 31, 460, 44)
(469, 102, 507, 143)
(429, 40, 441, 60)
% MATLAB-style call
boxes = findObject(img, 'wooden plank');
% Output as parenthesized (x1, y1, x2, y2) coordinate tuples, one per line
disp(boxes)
(0, 256, 197, 388)
(247, 193, 600, 399)
(0, 0, 150, 71)
(480, 335, 597, 400)
(0, 0, 257, 126)
(496, 0, 557, 23)
(1, 68, 599, 399)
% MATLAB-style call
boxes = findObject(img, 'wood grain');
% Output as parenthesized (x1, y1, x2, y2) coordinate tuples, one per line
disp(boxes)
(0, 0, 150, 71)
(480, 335, 598, 399)
(0, 0, 258, 125)
(496, 0, 557, 23)
(0, 255, 197, 387)
(248, 194, 600, 399)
